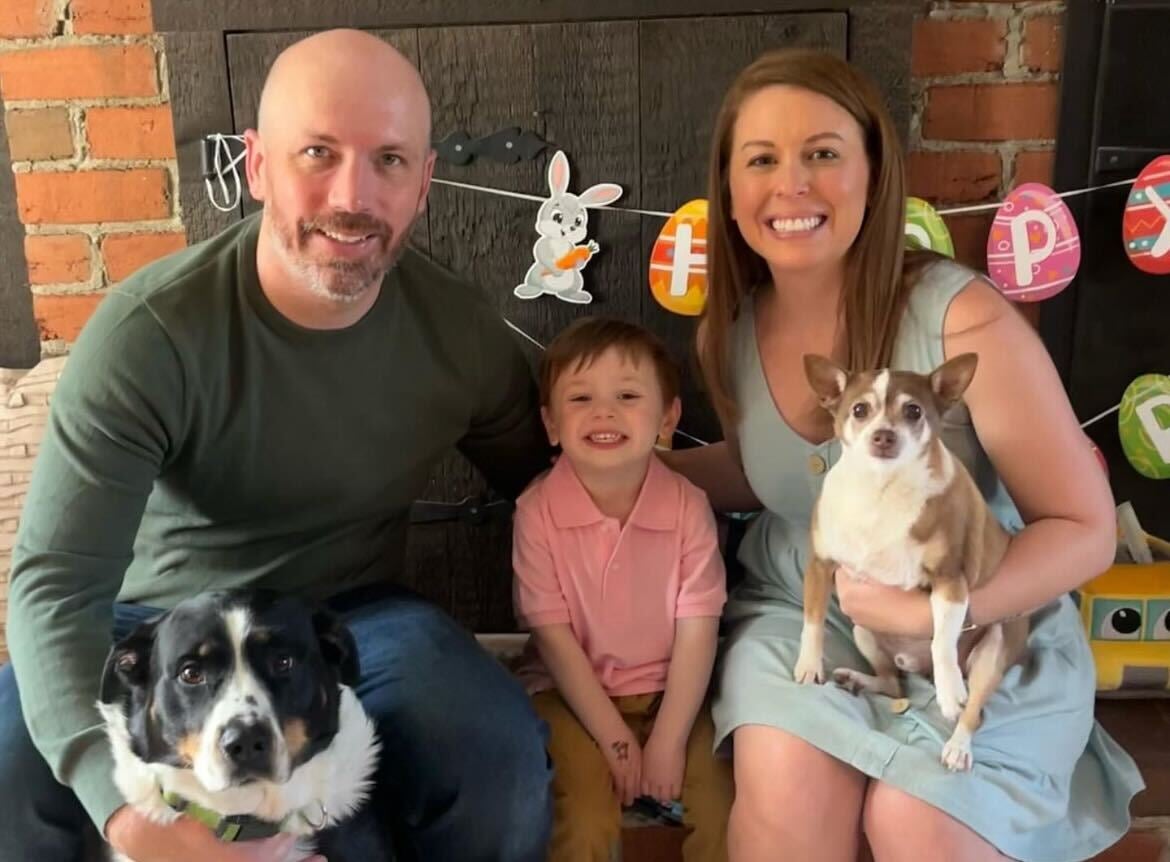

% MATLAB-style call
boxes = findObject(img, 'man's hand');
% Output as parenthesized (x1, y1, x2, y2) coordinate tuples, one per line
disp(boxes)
(600, 730, 643, 807)
(106, 804, 325, 862)
(640, 729, 686, 804)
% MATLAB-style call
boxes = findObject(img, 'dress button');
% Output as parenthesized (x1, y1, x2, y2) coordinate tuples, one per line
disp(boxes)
(808, 454, 827, 475)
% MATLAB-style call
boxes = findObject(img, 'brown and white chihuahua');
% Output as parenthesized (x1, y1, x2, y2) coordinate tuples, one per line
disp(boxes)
(793, 352, 1029, 771)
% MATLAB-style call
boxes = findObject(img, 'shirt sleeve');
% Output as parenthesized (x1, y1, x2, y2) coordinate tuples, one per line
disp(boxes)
(7, 290, 184, 833)
(675, 485, 728, 619)
(511, 492, 571, 629)
(457, 301, 554, 501)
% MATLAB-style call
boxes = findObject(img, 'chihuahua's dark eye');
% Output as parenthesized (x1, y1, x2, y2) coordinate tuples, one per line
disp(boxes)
(903, 403, 923, 422)
(178, 663, 204, 686)
(271, 654, 296, 675)
(851, 402, 869, 420)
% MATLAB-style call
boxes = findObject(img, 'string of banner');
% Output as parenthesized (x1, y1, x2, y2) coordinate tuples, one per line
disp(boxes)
(202, 133, 1170, 478)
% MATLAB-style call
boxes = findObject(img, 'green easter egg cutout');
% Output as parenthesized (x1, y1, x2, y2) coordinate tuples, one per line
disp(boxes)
(1119, 374, 1170, 479)
(904, 197, 955, 257)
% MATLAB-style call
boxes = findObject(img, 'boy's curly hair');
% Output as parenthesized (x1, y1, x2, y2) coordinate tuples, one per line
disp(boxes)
(539, 317, 680, 408)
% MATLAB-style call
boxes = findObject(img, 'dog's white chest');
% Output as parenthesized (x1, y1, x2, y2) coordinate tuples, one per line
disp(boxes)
(814, 460, 938, 590)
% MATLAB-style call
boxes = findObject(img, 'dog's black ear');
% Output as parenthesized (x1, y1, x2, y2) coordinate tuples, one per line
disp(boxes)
(803, 354, 849, 410)
(313, 609, 360, 688)
(99, 618, 160, 705)
(930, 352, 979, 406)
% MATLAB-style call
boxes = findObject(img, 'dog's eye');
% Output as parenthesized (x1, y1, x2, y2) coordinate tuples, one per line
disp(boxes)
(851, 402, 869, 420)
(903, 403, 923, 422)
(272, 654, 296, 675)
(178, 663, 204, 686)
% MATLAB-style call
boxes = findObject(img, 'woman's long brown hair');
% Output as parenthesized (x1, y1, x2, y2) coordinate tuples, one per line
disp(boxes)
(698, 49, 928, 429)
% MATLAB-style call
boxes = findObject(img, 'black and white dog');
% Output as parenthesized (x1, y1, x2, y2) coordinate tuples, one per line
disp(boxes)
(97, 590, 380, 862)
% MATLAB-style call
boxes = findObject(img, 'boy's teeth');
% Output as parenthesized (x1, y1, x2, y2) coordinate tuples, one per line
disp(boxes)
(770, 216, 825, 234)
(588, 432, 621, 443)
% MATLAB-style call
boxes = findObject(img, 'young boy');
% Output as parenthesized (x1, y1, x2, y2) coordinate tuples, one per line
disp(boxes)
(512, 317, 733, 861)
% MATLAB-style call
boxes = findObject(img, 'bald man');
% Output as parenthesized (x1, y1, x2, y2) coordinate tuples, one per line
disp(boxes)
(3, 29, 553, 862)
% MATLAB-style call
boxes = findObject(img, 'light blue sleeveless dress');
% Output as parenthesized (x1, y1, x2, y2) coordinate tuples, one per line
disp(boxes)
(711, 259, 1145, 862)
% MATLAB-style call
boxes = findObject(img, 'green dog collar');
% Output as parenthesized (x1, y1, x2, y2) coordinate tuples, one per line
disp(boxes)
(162, 789, 292, 842)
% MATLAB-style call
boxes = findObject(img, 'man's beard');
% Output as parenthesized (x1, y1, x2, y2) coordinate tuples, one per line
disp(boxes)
(269, 208, 410, 304)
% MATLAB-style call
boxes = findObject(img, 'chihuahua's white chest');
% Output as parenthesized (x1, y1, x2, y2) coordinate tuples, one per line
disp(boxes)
(813, 451, 952, 591)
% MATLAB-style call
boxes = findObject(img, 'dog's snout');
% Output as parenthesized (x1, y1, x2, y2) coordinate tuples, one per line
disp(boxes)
(219, 719, 272, 773)
(871, 428, 897, 451)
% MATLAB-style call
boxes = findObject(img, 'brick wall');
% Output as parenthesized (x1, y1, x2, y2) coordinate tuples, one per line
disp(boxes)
(908, 0, 1065, 272)
(1, 0, 1065, 354)
(0, 0, 184, 354)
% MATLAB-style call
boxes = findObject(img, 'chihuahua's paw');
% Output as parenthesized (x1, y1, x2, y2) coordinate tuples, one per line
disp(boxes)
(934, 666, 968, 721)
(941, 726, 974, 772)
(831, 668, 865, 694)
(793, 650, 825, 685)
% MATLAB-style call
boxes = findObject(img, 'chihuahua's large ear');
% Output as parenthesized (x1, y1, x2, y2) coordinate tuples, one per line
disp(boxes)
(930, 353, 979, 406)
(313, 608, 360, 688)
(99, 617, 160, 705)
(804, 354, 849, 410)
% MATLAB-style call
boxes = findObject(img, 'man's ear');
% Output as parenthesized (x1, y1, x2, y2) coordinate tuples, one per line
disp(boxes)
(99, 618, 160, 705)
(416, 148, 437, 217)
(803, 354, 849, 411)
(242, 128, 267, 203)
(313, 608, 360, 688)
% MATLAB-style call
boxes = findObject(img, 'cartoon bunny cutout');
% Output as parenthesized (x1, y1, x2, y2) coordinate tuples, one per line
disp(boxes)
(514, 150, 623, 305)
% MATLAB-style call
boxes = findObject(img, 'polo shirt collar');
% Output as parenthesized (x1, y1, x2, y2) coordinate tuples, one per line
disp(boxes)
(545, 455, 678, 531)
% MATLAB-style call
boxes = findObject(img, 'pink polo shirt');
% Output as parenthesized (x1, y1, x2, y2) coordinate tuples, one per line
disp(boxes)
(512, 455, 727, 697)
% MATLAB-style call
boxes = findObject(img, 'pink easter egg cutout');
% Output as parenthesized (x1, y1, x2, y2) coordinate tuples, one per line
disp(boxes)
(985, 183, 1081, 302)
(1122, 154, 1170, 275)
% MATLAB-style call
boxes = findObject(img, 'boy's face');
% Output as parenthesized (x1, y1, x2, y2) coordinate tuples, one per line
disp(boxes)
(542, 347, 681, 477)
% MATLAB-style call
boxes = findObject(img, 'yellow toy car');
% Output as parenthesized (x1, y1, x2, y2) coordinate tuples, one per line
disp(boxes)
(1078, 562, 1170, 694)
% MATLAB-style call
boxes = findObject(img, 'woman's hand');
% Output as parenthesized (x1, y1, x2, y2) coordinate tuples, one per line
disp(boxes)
(833, 568, 935, 638)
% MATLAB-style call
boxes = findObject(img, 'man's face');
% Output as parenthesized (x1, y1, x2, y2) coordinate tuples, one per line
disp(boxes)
(245, 87, 435, 304)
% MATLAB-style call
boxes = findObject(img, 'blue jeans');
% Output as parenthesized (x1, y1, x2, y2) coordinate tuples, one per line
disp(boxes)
(0, 586, 553, 862)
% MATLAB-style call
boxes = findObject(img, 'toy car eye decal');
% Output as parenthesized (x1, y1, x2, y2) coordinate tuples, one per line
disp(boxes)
(1093, 599, 1144, 641)
(1145, 600, 1170, 641)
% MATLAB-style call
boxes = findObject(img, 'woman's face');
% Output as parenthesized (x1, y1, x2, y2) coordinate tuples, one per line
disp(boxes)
(728, 84, 871, 282)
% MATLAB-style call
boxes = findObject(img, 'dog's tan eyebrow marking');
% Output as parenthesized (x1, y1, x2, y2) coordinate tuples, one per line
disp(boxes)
(283, 718, 309, 761)
(177, 733, 200, 767)
(197, 641, 215, 656)
(251, 628, 272, 643)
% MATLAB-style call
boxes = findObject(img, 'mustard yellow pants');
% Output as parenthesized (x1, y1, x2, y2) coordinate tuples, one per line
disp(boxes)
(532, 689, 734, 862)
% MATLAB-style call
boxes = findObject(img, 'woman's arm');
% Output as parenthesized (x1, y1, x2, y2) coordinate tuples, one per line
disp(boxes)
(835, 277, 1115, 637)
(946, 276, 1116, 624)
(659, 436, 762, 513)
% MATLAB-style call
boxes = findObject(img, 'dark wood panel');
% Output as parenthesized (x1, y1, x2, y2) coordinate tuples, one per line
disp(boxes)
(153, 0, 918, 32)
(1047, 2, 1170, 538)
(849, 4, 915, 146)
(0, 108, 39, 368)
(161, 32, 240, 245)
(416, 21, 641, 630)
(638, 13, 847, 446)
(417, 23, 544, 630)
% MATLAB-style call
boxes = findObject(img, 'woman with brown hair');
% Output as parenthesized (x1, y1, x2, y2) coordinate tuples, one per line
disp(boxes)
(663, 49, 1143, 861)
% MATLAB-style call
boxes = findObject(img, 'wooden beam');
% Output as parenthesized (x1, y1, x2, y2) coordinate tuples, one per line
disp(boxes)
(0, 107, 40, 368)
(152, 0, 918, 32)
